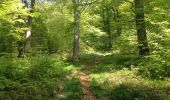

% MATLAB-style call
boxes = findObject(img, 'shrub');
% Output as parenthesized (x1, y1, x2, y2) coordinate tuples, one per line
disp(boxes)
(138, 54, 170, 79)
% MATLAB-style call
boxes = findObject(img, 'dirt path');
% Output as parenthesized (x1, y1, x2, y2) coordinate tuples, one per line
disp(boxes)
(78, 62, 97, 100)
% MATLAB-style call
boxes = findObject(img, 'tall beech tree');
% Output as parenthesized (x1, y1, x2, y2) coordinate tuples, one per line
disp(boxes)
(72, 0, 80, 61)
(18, 0, 35, 57)
(134, 0, 149, 56)
(25, 0, 35, 51)
(72, 0, 97, 61)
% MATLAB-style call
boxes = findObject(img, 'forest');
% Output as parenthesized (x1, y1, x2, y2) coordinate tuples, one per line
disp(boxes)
(0, 0, 170, 100)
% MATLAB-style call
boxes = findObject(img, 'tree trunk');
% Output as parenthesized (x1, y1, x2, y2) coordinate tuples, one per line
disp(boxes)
(25, 29, 31, 50)
(106, 7, 112, 50)
(115, 8, 122, 36)
(112, 8, 122, 36)
(102, 8, 106, 32)
(25, 0, 35, 51)
(72, 0, 80, 61)
(134, 0, 149, 56)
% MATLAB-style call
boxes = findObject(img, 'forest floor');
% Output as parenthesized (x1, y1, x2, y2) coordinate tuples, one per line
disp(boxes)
(0, 53, 170, 100)
(77, 53, 109, 100)
(79, 66, 96, 100)
(72, 53, 170, 100)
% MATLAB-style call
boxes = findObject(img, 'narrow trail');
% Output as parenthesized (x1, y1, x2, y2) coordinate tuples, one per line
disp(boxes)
(78, 61, 100, 100)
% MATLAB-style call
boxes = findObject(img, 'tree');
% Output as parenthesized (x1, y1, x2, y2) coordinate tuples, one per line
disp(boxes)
(72, 0, 80, 61)
(0, 0, 28, 57)
(72, 0, 97, 61)
(17, 0, 35, 57)
(105, 7, 112, 50)
(98, 0, 122, 50)
(134, 0, 149, 56)
(25, 0, 35, 51)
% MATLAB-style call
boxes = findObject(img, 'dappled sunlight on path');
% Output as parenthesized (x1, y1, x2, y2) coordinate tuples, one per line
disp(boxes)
(79, 71, 96, 100)
(78, 60, 101, 100)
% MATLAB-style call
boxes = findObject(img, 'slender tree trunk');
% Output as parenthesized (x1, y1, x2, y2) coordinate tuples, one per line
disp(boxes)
(102, 9, 106, 32)
(115, 8, 122, 36)
(106, 7, 112, 50)
(134, 0, 149, 56)
(112, 8, 122, 36)
(72, 0, 80, 61)
(102, 9, 108, 50)
(25, 0, 35, 51)
(102, 7, 112, 50)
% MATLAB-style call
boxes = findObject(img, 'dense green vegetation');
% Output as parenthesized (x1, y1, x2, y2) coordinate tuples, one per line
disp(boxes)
(0, 0, 170, 100)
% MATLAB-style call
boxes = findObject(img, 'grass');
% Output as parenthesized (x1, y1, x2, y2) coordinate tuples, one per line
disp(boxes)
(0, 52, 170, 100)
(0, 55, 83, 100)
(88, 53, 170, 100)
(68, 52, 170, 100)
(89, 68, 170, 100)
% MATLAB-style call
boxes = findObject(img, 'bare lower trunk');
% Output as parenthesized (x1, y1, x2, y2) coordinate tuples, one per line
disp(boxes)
(134, 0, 149, 56)
(25, 29, 31, 51)
(72, 0, 80, 61)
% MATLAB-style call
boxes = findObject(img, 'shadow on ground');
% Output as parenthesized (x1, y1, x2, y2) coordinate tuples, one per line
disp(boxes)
(65, 53, 139, 74)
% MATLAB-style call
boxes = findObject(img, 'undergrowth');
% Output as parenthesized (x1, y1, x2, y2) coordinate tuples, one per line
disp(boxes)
(0, 55, 83, 100)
